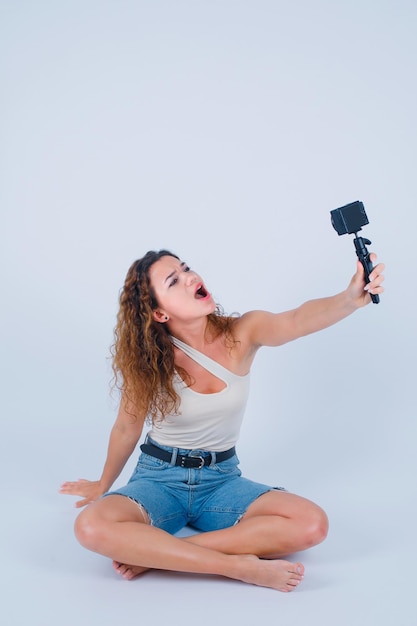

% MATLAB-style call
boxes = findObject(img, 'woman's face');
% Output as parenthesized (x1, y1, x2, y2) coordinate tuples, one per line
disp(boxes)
(149, 255, 215, 323)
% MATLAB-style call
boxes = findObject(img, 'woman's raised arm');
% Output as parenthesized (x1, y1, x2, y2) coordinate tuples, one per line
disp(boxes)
(238, 255, 385, 349)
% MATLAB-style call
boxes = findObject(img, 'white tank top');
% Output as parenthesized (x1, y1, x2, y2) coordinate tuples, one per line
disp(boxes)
(148, 336, 250, 452)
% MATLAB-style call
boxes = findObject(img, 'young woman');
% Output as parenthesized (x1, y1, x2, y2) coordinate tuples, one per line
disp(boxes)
(60, 249, 385, 592)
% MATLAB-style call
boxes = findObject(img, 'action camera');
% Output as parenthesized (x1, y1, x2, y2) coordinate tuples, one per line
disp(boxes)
(330, 201, 380, 304)
(330, 200, 369, 235)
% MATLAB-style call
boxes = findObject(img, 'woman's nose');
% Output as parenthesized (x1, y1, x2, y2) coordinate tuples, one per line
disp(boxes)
(186, 271, 198, 286)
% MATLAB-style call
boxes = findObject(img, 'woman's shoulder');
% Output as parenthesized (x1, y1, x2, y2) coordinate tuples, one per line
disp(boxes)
(229, 310, 273, 359)
(233, 310, 272, 335)
(233, 309, 295, 350)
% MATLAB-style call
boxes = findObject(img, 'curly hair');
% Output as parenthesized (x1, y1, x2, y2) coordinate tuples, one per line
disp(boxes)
(111, 250, 238, 423)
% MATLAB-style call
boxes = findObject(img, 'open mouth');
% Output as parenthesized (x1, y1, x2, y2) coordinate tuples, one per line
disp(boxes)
(195, 283, 209, 299)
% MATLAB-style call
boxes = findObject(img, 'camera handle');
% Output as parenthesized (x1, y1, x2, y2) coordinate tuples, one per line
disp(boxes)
(353, 235, 380, 304)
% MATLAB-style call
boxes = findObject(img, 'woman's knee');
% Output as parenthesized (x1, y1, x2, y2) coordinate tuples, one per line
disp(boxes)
(74, 509, 97, 548)
(74, 496, 149, 551)
(74, 508, 106, 551)
(303, 506, 329, 547)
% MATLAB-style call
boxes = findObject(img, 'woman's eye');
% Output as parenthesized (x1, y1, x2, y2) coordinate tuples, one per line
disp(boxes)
(184, 265, 191, 272)
(169, 277, 178, 287)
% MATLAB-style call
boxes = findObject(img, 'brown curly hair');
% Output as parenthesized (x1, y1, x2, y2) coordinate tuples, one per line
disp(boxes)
(111, 250, 238, 423)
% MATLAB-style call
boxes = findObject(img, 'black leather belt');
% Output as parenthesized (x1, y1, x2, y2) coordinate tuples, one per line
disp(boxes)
(140, 442, 236, 469)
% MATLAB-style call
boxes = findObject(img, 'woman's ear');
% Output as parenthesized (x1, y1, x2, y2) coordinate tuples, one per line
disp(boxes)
(152, 310, 169, 323)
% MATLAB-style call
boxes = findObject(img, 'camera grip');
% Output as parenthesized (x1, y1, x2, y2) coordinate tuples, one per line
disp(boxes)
(354, 237, 380, 304)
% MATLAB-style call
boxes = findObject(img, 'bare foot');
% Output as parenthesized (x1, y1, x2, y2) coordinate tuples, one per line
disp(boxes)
(238, 556, 304, 592)
(112, 560, 149, 580)
(112, 556, 304, 591)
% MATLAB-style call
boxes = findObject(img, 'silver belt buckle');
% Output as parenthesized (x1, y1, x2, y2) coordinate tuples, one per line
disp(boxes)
(189, 453, 205, 469)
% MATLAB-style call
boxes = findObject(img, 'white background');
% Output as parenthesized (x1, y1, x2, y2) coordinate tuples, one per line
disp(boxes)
(1, 1, 416, 625)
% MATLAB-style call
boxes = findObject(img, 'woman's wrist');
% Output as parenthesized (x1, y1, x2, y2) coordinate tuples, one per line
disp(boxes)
(98, 477, 113, 493)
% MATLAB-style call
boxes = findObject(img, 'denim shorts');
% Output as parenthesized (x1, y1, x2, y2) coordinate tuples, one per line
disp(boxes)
(105, 437, 283, 535)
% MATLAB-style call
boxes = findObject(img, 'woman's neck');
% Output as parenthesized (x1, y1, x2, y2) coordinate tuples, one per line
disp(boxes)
(168, 318, 216, 351)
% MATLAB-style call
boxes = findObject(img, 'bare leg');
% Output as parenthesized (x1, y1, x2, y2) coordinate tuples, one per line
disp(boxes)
(75, 495, 304, 592)
(116, 491, 327, 579)
(186, 491, 329, 557)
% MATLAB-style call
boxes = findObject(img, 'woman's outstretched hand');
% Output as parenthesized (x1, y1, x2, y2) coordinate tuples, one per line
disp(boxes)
(59, 479, 105, 508)
(348, 253, 385, 307)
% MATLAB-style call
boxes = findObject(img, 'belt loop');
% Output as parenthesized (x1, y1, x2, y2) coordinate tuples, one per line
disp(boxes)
(210, 451, 217, 467)
(170, 447, 178, 466)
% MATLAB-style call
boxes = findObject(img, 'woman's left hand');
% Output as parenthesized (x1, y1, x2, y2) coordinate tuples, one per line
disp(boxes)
(348, 253, 385, 307)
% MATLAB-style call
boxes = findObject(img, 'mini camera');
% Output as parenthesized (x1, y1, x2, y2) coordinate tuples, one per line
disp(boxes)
(330, 200, 369, 235)
(330, 200, 380, 304)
